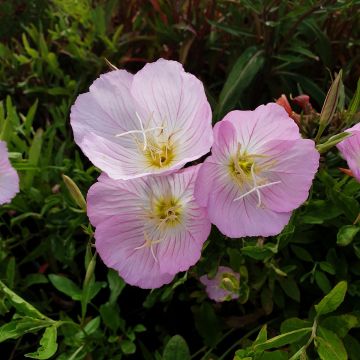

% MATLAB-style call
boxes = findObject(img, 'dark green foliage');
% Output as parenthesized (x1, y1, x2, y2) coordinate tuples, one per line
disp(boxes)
(0, 0, 360, 359)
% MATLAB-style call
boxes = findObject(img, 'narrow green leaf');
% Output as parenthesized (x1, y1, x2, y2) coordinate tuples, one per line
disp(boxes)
(215, 47, 264, 120)
(254, 328, 312, 351)
(163, 335, 190, 360)
(108, 269, 125, 304)
(347, 78, 360, 121)
(0, 281, 47, 320)
(315, 281, 347, 316)
(316, 132, 352, 153)
(48, 274, 82, 301)
(25, 326, 58, 359)
(24, 99, 38, 136)
(24, 128, 43, 189)
(253, 325, 268, 346)
(0, 317, 50, 343)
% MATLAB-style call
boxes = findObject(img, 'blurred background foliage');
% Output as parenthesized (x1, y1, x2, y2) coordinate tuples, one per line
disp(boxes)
(0, 0, 360, 359)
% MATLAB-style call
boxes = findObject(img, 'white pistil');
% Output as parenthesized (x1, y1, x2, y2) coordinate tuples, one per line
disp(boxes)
(233, 164, 281, 206)
(115, 111, 163, 151)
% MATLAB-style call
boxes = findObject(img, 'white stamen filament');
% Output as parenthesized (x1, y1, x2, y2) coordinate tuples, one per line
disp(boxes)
(114, 111, 163, 151)
(233, 164, 281, 206)
(134, 231, 165, 263)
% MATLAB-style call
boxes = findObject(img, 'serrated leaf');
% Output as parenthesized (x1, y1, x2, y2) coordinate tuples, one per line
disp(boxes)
(163, 335, 190, 360)
(315, 281, 347, 316)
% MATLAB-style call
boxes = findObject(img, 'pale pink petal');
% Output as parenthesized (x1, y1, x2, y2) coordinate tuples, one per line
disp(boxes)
(258, 139, 320, 212)
(197, 163, 292, 237)
(131, 59, 213, 168)
(71, 70, 137, 145)
(95, 216, 175, 289)
(337, 123, 360, 182)
(222, 103, 301, 153)
(0, 141, 19, 205)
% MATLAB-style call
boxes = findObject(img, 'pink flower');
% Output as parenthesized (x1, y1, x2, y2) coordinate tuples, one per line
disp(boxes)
(0, 141, 19, 205)
(337, 123, 360, 181)
(200, 266, 240, 302)
(71, 59, 213, 180)
(195, 103, 319, 237)
(87, 165, 211, 289)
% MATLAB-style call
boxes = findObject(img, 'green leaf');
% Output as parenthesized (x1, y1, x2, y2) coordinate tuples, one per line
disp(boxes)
(48, 274, 82, 301)
(315, 281, 347, 316)
(254, 328, 312, 351)
(0, 281, 47, 319)
(253, 325, 267, 346)
(317, 132, 352, 153)
(24, 128, 43, 189)
(315, 271, 332, 294)
(337, 225, 360, 246)
(258, 351, 288, 360)
(120, 339, 136, 355)
(280, 318, 312, 334)
(81, 251, 97, 319)
(163, 335, 190, 360)
(107, 269, 125, 304)
(347, 78, 360, 121)
(344, 334, 360, 360)
(25, 326, 58, 359)
(278, 277, 300, 302)
(315, 326, 347, 360)
(100, 303, 122, 331)
(215, 47, 264, 119)
(321, 314, 359, 338)
(194, 302, 221, 347)
(0, 317, 50, 342)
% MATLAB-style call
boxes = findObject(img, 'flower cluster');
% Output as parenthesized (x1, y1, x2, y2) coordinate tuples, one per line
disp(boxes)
(71, 58, 323, 290)
(0, 141, 19, 205)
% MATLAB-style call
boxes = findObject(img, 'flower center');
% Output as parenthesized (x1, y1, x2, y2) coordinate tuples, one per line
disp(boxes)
(134, 196, 183, 262)
(230, 144, 281, 207)
(154, 197, 182, 229)
(144, 140, 175, 168)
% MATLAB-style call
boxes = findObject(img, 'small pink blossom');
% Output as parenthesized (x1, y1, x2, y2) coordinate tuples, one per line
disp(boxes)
(195, 103, 319, 237)
(337, 122, 360, 182)
(71, 59, 213, 180)
(200, 266, 240, 302)
(87, 165, 211, 289)
(0, 141, 19, 205)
